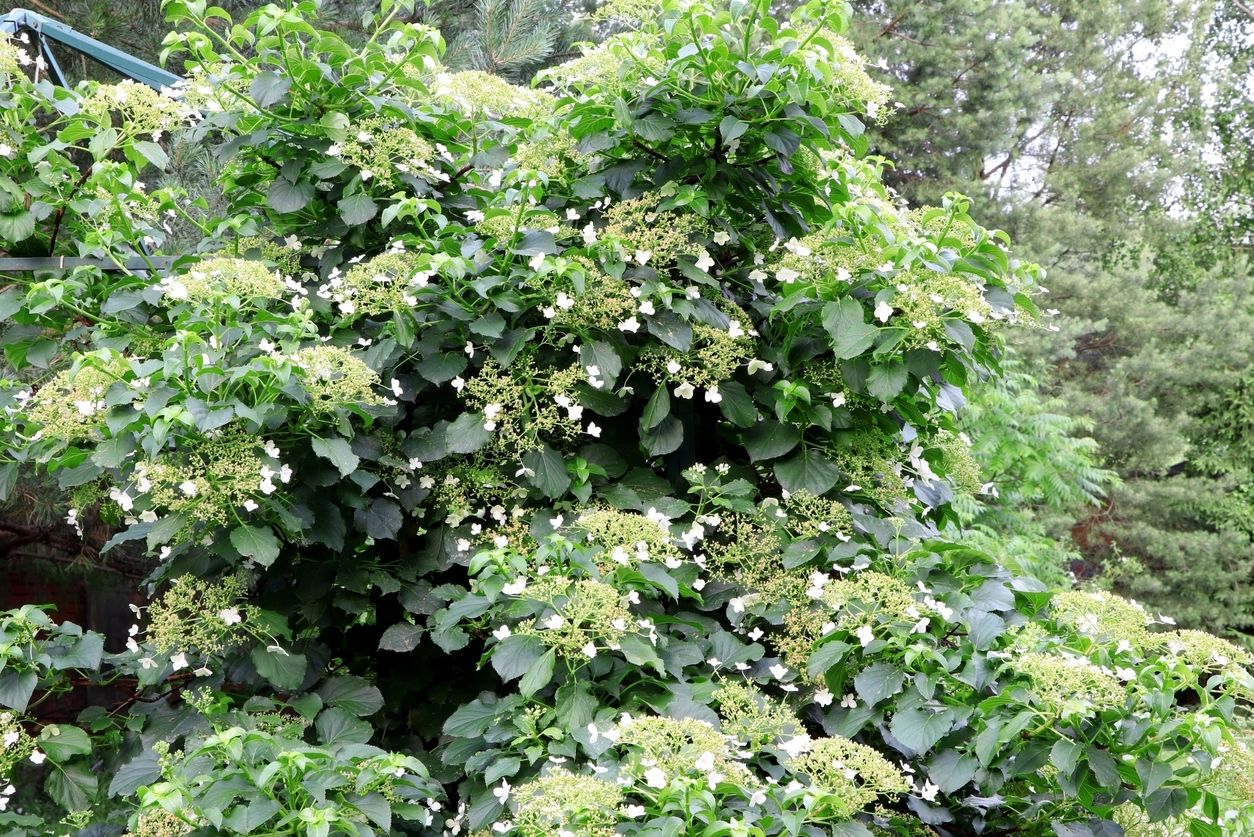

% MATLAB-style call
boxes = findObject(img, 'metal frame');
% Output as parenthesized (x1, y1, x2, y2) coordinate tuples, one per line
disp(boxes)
(0, 8, 180, 91)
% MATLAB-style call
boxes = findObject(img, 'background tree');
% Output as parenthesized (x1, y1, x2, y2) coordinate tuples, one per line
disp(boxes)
(844, 0, 1254, 644)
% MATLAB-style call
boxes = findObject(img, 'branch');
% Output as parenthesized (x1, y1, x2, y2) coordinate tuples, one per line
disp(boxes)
(872, 1, 924, 41)
(1233, 0, 1254, 19)
(631, 138, 668, 162)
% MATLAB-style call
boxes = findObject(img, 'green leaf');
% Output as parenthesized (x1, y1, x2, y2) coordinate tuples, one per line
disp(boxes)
(1136, 759, 1173, 797)
(317, 675, 384, 715)
(717, 380, 758, 427)
(583, 340, 622, 385)
(0, 462, 16, 502)
(742, 420, 801, 461)
(268, 177, 315, 213)
(339, 193, 378, 226)
(1050, 739, 1083, 775)
(444, 698, 502, 737)
(634, 112, 676, 141)
(518, 648, 556, 696)
(822, 299, 879, 359)
(47, 634, 102, 670)
(1188, 819, 1223, 837)
(224, 798, 282, 834)
(866, 361, 909, 401)
(719, 115, 749, 143)
(415, 353, 467, 384)
(0, 670, 36, 712)
(618, 633, 665, 674)
(641, 384, 671, 430)
(470, 311, 506, 338)
(814, 822, 870, 837)
(523, 443, 571, 498)
(250, 645, 307, 691)
(250, 70, 292, 107)
(378, 622, 424, 652)
(108, 750, 161, 797)
(888, 707, 954, 754)
(556, 680, 597, 730)
(147, 514, 189, 552)
(492, 634, 545, 682)
(1084, 746, 1121, 789)
(774, 448, 841, 494)
(807, 640, 850, 679)
(312, 435, 360, 477)
(927, 749, 977, 794)
(46, 760, 96, 811)
(0, 287, 23, 320)
(641, 415, 684, 456)
(132, 140, 169, 170)
(647, 312, 693, 351)
(1145, 788, 1189, 823)
(975, 718, 1003, 768)
(852, 662, 904, 707)
(448, 412, 492, 454)
(484, 757, 520, 786)
(354, 498, 404, 540)
(38, 725, 92, 762)
(0, 210, 35, 242)
(315, 706, 372, 745)
(230, 525, 281, 568)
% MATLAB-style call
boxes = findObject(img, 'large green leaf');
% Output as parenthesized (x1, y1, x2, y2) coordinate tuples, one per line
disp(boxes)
(0, 669, 36, 712)
(822, 299, 879, 359)
(888, 707, 954, 754)
(0, 209, 35, 242)
(493, 634, 545, 682)
(250, 70, 292, 106)
(251, 645, 307, 691)
(311, 435, 360, 477)
(717, 380, 758, 427)
(927, 749, 977, 794)
(317, 675, 384, 715)
(46, 761, 96, 811)
(230, 525, 281, 568)
(378, 622, 424, 652)
(338, 193, 378, 226)
(315, 706, 373, 745)
(866, 361, 909, 401)
(852, 662, 904, 707)
(354, 498, 403, 540)
(38, 725, 92, 762)
(108, 751, 161, 797)
(1144, 788, 1190, 823)
(641, 384, 671, 430)
(1136, 759, 1174, 798)
(268, 177, 315, 213)
(132, 140, 169, 170)
(523, 443, 571, 498)
(518, 648, 556, 696)
(742, 420, 801, 461)
(583, 340, 622, 386)
(774, 448, 841, 494)
(448, 412, 492, 454)
(641, 415, 684, 456)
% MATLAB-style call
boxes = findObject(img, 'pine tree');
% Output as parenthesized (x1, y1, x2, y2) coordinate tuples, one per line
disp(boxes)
(846, 0, 1254, 643)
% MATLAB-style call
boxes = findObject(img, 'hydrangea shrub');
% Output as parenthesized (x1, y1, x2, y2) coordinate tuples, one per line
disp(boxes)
(0, 0, 1252, 836)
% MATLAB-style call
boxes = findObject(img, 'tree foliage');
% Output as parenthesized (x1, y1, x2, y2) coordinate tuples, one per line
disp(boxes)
(0, 1, 1253, 837)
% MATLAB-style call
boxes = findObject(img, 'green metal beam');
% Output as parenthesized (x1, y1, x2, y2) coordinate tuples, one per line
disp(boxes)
(0, 9, 181, 91)
(0, 256, 176, 273)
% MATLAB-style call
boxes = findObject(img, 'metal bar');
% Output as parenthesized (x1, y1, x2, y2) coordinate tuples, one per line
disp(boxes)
(36, 31, 67, 88)
(0, 256, 177, 272)
(0, 9, 181, 91)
